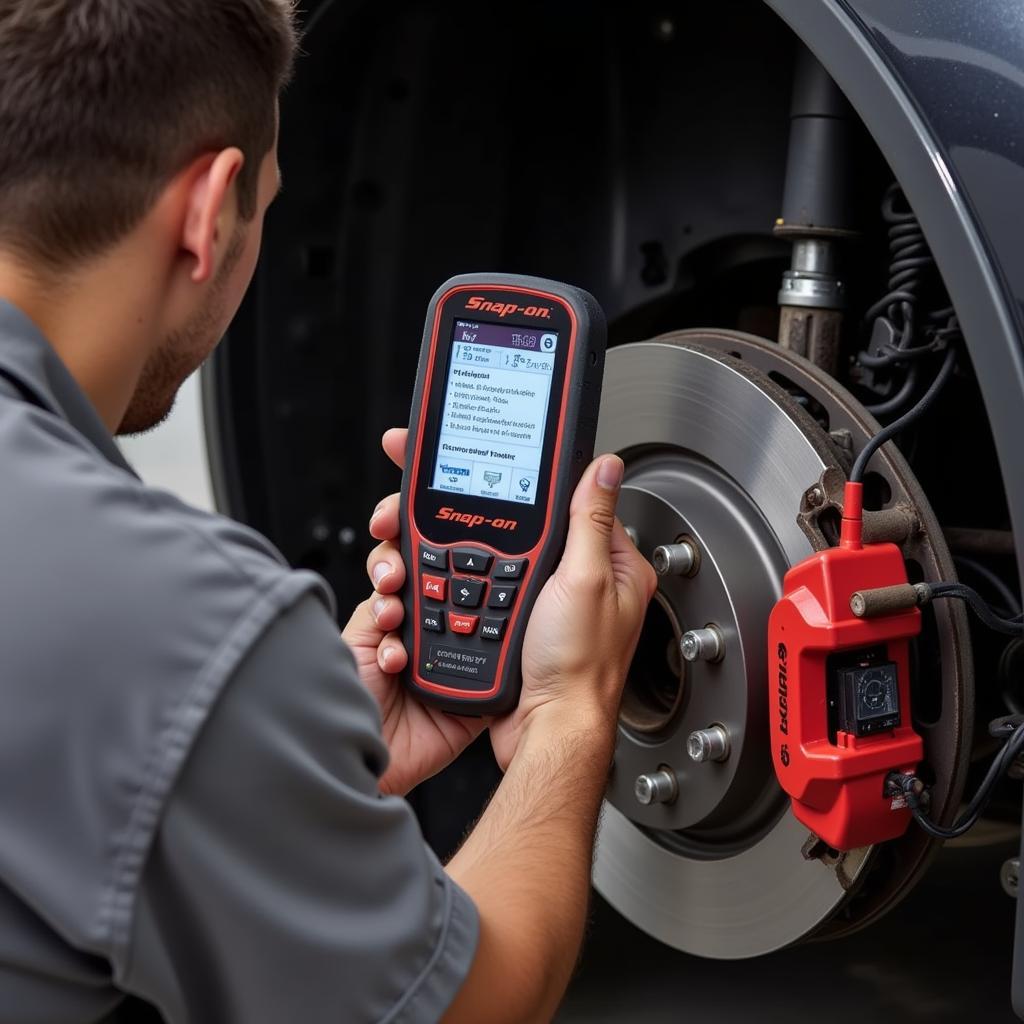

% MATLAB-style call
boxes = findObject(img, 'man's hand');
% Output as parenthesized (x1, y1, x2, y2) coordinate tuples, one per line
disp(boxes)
(489, 453, 657, 769)
(443, 453, 656, 1024)
(341, 428, 486, 796)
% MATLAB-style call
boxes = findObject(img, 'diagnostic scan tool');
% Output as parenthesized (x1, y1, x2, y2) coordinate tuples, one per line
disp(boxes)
(399, 273, 606, 714)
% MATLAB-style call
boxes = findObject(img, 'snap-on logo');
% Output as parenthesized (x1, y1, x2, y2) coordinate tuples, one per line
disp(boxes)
(465, 296, 552, 319)
(436, 506, 518, 531)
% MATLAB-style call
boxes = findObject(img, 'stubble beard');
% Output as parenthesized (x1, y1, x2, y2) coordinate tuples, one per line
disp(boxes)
(117, 228, 246, 436)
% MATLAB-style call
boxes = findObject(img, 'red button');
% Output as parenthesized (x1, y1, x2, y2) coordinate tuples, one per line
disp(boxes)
(448, 612, 479, 635)
(421, 574, 447, 601)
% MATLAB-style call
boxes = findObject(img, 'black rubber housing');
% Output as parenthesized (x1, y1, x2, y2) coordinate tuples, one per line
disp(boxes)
(399, 273, 606, 715)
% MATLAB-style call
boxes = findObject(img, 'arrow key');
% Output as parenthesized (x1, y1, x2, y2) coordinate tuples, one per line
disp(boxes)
(451, 576, 485, 608)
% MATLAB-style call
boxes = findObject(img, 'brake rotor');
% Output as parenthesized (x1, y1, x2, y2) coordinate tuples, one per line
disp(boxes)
(592, 329, 972, 958)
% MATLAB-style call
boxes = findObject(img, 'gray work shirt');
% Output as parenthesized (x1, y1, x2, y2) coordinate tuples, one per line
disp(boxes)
(0, 301, 478, 1023)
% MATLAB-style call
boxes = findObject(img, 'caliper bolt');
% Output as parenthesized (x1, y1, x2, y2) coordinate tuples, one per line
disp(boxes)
(652, 540, 697, 577)
(680, 626, 723, 663)
(687, 725, 731, 764)
(804, 485, 826, 509)
(634, 768, 679, 805)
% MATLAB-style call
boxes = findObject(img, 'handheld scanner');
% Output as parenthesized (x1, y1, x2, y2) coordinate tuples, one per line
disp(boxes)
(399, 273, 606, 715)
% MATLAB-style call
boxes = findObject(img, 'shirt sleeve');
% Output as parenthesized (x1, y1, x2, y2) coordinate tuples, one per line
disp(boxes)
(120, 593, 479, 1024)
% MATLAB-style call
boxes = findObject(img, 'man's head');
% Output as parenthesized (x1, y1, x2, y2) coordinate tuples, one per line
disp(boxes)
(0, 0, 298, 433)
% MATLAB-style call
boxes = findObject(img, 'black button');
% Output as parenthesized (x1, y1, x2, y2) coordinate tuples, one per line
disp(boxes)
(422, 610, 445, 633)
(452, 577, 486, 607)
(488, 584, 518, 609)
(494, 558, 527, 580)
(452, 548, 493, 574)
(480, 617, 506, 641)
(420, 545, 448, 571)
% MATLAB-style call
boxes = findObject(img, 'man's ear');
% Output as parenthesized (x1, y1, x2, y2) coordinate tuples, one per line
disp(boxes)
(179, 147, 245, 284)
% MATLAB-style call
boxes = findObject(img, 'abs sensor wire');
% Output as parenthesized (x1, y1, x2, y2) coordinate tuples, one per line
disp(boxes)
(928, 581, 1024, 636)
(887, 716, 1024, 840)
(849, 341, 958, 485)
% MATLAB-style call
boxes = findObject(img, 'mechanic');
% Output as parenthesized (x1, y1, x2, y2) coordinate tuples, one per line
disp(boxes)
(0, 3, 655, 1022)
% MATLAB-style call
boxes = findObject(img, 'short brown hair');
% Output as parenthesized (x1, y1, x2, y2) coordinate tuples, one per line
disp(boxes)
(0, 0, 297, 269)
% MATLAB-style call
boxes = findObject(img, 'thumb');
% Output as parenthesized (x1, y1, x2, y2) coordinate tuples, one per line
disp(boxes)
(560, 454, 624, 569)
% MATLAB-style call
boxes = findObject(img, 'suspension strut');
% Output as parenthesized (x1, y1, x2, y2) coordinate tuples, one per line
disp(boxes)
(774, 48, 857, 376)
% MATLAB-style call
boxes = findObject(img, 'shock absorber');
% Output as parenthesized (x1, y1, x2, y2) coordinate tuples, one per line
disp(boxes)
(774, 48, 857, 376)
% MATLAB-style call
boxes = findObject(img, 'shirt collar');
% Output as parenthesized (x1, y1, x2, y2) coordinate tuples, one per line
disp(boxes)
(0, 299, 137, 475)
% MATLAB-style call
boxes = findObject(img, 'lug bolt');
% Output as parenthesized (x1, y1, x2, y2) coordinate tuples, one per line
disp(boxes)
(687, 725, 731, 763)
(634, 768, 679, 805)
(652, 540, 697, 577)
(680, 625, 723, 663)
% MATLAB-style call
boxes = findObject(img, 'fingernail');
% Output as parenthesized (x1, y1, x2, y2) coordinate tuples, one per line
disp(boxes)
(369, 501, 385, 523)
(381, 646, 395, 666)
(372, 597, 388, 622)
(372, 563, 391, 586)
(597, 455, 624, 491)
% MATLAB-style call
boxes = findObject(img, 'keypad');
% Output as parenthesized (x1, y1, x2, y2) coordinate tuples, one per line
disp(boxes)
(417, 545, 528, 682)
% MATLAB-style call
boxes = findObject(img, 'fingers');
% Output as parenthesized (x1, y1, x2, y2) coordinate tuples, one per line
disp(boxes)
(560, 454, 624, 574)
(377, 631, 408, 674)
(369, 492, 400, 541)
(382, 427, 409, 470)
(341, 594, 405, 646)
(366, 540, 406, 594)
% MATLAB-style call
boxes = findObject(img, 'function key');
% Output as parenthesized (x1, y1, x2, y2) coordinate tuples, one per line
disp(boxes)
(452, 577, 486, 608)
(421, 574, 447, 602)
(480, 617, 506, 641)
(488, 584, 518, 610)
(420, 545, 448, 571)
(452, 548, 493, 574)
(448, 612, 479, 635)
(494, 558, 528, 580)
(422, 611, 445, 633)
